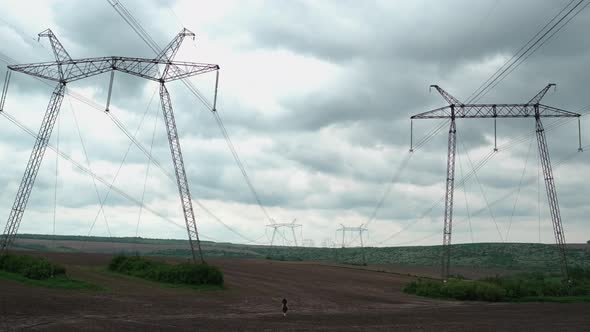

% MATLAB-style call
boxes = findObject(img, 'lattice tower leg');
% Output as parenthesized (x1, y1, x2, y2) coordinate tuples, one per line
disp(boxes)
(535, 116, 569, 281)
(270, 227, 277, 247)
(441, 119, 457, 281)
(360, 230, 366, 265)
(291, 227, 297, 246)
(1, 83, 66, 253)
(159, 83, 204, 264)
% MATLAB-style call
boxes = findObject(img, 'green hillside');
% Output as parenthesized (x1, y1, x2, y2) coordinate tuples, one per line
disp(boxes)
(13, 234, 590, 273)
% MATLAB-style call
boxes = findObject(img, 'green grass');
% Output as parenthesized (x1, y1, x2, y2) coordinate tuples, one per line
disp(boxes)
(404, 268, 590, 303)
(108, 255, 224, 286)
(0, 270, 103, 290)
(97, 267, 224, 291)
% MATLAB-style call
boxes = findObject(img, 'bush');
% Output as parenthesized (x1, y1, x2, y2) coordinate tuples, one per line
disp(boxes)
(482, 272, 571, 298)
(404, 279, 505, 302)
(472, 282, 506, 302)
(108, 254, 129, 271)
(404, 270, 590, 302)
(0, 254, 66, 280)
(108, 255, 223, 286)
(404, 279, 442, 298)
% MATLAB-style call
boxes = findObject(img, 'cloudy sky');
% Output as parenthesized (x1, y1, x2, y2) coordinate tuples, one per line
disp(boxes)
(0, 0, 589, 247)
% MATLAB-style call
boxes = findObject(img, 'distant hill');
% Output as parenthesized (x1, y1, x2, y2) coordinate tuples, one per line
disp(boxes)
(12, 234, 590, 273)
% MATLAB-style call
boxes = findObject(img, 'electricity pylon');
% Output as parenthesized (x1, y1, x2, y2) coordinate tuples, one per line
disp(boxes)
(411, 84, 582, 281)
(337, 224, 368, 264)
(321, 238, 335, 248)
(302, 239, 315, 247)
(267, 219, 301, 247)
(0, 28, 219, 265)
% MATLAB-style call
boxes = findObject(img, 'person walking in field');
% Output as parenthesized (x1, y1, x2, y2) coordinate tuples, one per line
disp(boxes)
(282, 298, 288, 317)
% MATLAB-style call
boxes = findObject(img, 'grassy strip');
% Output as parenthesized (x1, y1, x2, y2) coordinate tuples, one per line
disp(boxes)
(100, 268, 223, 291)
(404, 268, 590, 302)
(0, 270, 102, 290)
(108, 255, 224, 286)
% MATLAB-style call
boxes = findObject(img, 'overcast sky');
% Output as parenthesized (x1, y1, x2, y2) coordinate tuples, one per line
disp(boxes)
(0, 0, 589, 247)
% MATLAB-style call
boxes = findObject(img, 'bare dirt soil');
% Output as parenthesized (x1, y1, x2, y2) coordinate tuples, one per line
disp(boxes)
(1, 251, 589, 331)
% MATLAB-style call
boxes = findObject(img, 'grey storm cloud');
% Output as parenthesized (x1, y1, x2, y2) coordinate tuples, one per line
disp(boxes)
(0, 0, 589, 245)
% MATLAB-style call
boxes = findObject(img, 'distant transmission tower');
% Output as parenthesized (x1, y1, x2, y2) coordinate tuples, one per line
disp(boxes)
(410, 84, 582, 281)
(302, 239, 315, 247)
(267, 219, 302, 247)
(337, 224, 368, 265)
(0, 28, 219, 265)
(321, 238, 335, 248)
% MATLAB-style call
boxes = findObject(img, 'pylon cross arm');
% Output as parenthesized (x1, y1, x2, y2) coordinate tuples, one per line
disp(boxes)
(411, 103, 580, 119)
(8, 57, 218, 83)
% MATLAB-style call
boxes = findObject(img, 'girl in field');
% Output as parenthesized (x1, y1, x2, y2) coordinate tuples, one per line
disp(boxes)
(282, 298, 288, 317)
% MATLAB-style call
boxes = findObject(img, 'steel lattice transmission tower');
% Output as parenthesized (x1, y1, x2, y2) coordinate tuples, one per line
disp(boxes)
(411, 84, 582, 281)
(0, 28, 219, 264)
(336, 224, 368, 265)
(266, 219, 302, 247)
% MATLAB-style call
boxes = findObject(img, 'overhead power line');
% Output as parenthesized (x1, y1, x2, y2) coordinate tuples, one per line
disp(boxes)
(387, 2, 589, 254)
(106, 0, 275, 225)
(364, 153, 413, 227)
(412, 0, 588, 150)
(372, 103, 589, 246)
(468, 0, 588, 103)
(0, 38, 263, 245)
(0, 111, 186, 234)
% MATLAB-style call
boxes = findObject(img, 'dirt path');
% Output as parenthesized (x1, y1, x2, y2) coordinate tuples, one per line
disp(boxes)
(1, 251, 589, 331)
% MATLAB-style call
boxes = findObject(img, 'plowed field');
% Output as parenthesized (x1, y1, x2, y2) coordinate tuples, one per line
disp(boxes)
(1, 251, 589, 331)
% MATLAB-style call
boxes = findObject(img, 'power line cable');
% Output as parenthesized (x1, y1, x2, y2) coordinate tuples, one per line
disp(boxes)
(468, 0, 587, 103)
(365, 152, 413, 227)
(458, 133, 504, 242)
(538, 149, 542, 243)
(0, 111, 211, 238)
(212, 111, 273, 222)
(456, 143, 474, 243)
(52, 109, 60, 241)
(135, 102, 159, 240)
(0, 53, 265, 244)
(373, 141, 587, 246)
(86, 88, 158, 237)
(465, 0, 578, 102)
(478, 0, 590, 102)
(505, 136, 535, 241)
(0, 51, 178, 184)
(385, 105, 589, 246)
(67, 91, 113, 237)
(194, 201, 264, 244)
(412, 119, 451, 152)
(371, 0, 590, 245)
(106, 0, 275, 225)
